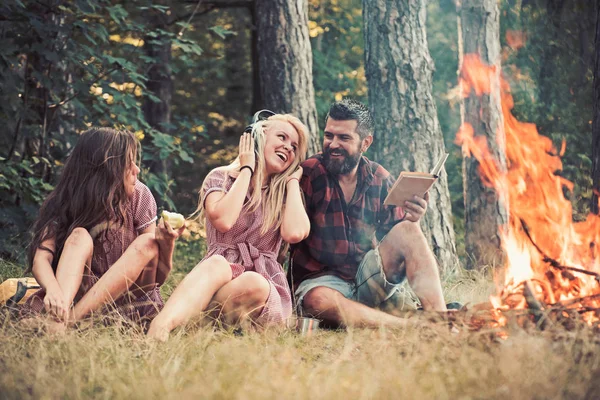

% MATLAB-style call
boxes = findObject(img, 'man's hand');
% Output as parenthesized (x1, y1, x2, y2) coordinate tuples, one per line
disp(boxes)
(403, 192, 429, 223)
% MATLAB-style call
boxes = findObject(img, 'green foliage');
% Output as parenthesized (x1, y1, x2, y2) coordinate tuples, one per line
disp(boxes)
(0, 0, 595, 268)
(426, 1, 464, 256)
(309, 0, 366, 133)
(500, 0, 596, 218)
(0, 1, 217, 262)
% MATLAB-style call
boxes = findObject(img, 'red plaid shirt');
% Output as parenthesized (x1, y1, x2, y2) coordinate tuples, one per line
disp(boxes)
(291, 154, 405, 285)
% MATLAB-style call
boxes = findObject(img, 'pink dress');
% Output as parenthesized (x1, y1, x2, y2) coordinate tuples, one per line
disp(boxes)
(21, 181, 162, 324)
(201, 169, 292, 325)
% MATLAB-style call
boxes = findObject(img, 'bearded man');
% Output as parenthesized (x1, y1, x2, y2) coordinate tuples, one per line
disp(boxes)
(291, 99, 448, 328)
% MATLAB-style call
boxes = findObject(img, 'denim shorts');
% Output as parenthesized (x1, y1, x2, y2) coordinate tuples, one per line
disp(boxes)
(295, 247, 406, 310)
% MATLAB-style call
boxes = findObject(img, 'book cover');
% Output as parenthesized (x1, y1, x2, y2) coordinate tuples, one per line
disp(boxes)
(383, 153, 449, 207)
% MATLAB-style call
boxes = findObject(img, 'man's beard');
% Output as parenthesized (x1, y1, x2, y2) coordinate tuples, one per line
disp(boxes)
(322, 146, 361, 175)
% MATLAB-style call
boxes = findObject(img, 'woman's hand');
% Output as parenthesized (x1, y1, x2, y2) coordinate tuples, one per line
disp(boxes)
(157, 217, 185, 244)
(239, 132, 256, 169)
(43, 286, 69, 321)
(287, 166, 303, 183)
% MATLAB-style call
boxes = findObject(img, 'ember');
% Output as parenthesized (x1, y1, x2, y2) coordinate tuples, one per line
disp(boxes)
(455, 54, 600, 329)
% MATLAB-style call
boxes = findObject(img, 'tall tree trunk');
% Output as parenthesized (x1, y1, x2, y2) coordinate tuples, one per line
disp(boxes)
(536, 0, 564, 137)
(250, 4, 262, 114)
(458, 0, 508, 269)
(592, 1, 600, 214)
(363, 0, 459, 275)
(142, 9, 172, 195)
(255, 0, 320, 155)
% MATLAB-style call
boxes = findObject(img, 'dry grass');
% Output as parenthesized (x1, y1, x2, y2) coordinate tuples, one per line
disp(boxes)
(2, 262, 600, 399)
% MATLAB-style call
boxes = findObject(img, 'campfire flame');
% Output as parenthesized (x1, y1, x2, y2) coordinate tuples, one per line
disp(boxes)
(455, 54, 600, 327)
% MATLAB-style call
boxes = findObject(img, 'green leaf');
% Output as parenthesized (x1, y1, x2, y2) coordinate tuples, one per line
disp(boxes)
(173, 38, 203, 56)
(106, 4, 128, 25)
(179, 150, 193, 163)
(208, 26, 236, 39)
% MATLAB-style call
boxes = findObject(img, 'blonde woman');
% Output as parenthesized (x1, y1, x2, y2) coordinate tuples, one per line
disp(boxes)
(147, 112, 309, 340)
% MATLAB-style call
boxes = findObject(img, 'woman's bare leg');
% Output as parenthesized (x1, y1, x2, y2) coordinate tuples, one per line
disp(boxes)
(38, 227, 94, 332)
(210, 271, 270, 326)
(129, 254, 160, 299)
(70, 233, 158, 322)
(55, 228, 93, 304)
(147, 255, 232, 341)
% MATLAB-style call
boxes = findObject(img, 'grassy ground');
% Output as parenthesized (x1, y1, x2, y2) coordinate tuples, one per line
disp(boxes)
(2, 256, 600, 399)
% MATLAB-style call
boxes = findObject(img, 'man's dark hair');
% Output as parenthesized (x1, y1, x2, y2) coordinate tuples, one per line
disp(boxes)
(325, 98, 374, 139)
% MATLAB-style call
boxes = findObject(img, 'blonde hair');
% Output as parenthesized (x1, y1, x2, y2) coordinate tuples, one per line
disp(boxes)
(197, 114, 309, 234)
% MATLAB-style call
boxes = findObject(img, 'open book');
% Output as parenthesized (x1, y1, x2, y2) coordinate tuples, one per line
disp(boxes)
(383, 152, 449, 207)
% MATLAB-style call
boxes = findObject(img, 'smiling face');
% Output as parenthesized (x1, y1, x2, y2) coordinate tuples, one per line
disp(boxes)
(262, 120, 299, 175)
(322, 118, 372, 176)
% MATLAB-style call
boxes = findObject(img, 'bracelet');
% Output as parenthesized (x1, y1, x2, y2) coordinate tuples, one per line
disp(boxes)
(240, 165, 254, 176)
(287, 177, 300, 185)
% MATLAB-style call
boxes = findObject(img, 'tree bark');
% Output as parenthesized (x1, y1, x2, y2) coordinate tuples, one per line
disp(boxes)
(363, 0, 459, 275)
(592, 1, 600, 214)
(142, 10, 172, 182)
(458, 0, 508, 269)
(250, 5, 262, 114)
(255, 0, 320, 155)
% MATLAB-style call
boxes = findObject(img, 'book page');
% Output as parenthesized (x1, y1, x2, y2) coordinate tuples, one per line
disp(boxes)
(383, 152, 449, 207)
(384, 174, 436, 206)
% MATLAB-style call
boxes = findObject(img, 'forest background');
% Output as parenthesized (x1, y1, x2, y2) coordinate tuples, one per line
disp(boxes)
(0, 0, 597, 274)
(3, 2, 600, 398)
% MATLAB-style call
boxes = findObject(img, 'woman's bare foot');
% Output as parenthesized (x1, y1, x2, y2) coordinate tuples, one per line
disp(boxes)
(147, 322, 170, 342)
(46, 320, 68, 335)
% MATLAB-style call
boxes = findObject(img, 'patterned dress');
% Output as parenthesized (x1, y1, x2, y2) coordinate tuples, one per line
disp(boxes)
(201, 169, 292, 325)
(20, 181, 162, 324)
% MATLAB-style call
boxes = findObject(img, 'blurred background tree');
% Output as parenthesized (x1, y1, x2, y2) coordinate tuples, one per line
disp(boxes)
(0, 0, 596, 272)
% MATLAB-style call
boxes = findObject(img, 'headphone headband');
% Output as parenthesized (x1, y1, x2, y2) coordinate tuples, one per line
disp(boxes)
(244, 109, 276, 134)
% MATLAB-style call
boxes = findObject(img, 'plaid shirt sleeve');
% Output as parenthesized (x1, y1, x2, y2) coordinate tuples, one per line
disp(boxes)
(375, 171, 405, 240)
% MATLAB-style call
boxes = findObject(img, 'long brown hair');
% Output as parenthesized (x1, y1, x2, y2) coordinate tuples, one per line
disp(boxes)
(27, 127, 139, 271)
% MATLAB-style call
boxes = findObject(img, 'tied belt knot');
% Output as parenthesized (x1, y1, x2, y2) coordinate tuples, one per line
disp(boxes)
(216, 242, 277, 268)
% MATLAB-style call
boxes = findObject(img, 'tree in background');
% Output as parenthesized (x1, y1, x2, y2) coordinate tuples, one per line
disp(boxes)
(363, 0, 459, 274)
(256, 0, 320, 155)
(503, 0, 596, 219)
(308, 0, 367, 128)
(592, 1, 600, 214)
(143, 1, 173, 208)
(457, 0, 508, 269)
(0, 1, 204, 261)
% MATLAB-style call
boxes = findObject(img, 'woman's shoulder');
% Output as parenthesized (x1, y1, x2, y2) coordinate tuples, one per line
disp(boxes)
(203, 167, 234, 189)
(131, 180, 157, 213)
(205, 167, 227, 180)
(133, 180, 153, 198)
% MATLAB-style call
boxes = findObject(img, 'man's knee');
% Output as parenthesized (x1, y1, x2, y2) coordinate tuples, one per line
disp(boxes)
(302, 286, 343, 315)
(388, 220, 424, 242)
(383, 220, 429, 259)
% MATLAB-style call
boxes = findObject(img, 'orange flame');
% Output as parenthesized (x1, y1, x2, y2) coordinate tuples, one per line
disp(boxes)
(456, 54, 600, 325)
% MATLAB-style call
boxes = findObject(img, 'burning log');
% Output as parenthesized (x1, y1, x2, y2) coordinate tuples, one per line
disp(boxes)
(522, 280, 551, 329)
(520, 219, 600, 284)
(454, 54, 600, 333)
